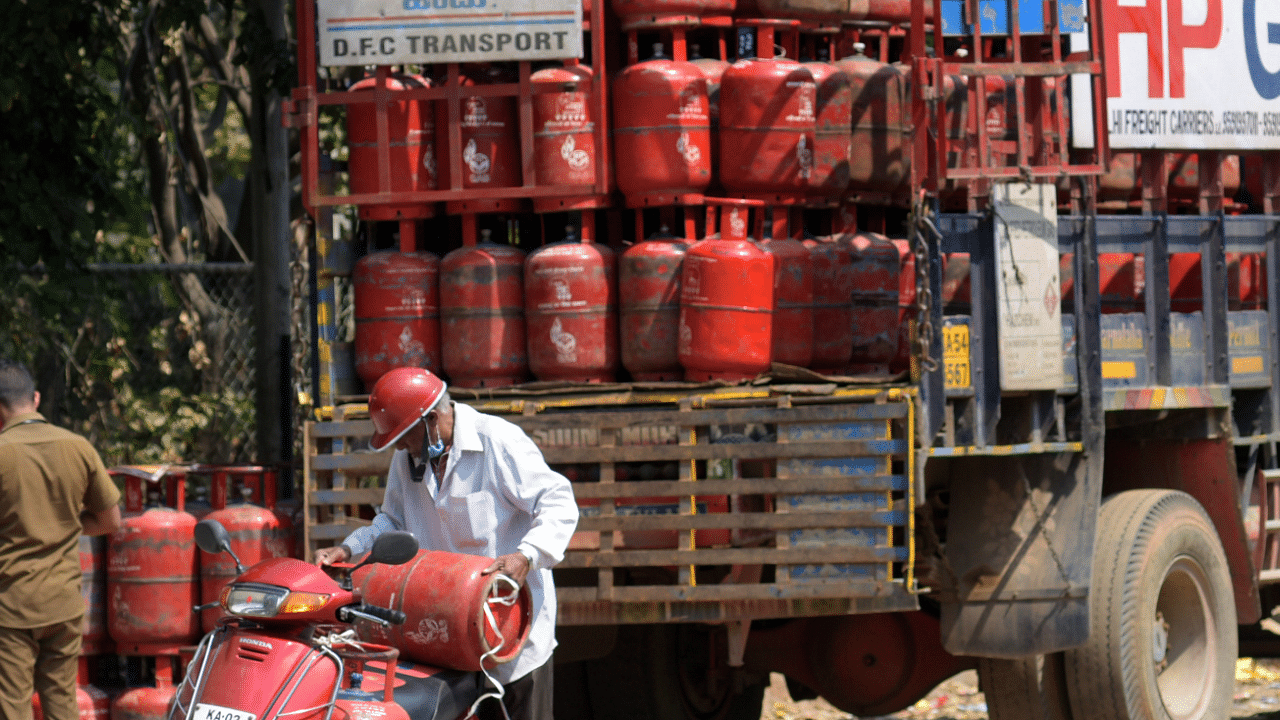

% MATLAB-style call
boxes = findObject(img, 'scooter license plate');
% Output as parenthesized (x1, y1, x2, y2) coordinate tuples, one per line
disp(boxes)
(192, 703, 256, 720)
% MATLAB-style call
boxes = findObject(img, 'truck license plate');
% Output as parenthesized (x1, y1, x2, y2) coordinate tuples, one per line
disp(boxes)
(193, 703, 256, 720)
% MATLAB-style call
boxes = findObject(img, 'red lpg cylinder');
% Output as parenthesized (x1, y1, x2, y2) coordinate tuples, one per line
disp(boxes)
(890, 243, 965, 372)
(198, 494, 293, 633)
(753, 0, 925, 21)
(32, 685, 110, 720)
(757, 237, 814, 368)
(525, 229, 619, 382)
(679, 238, 775, 381)
(184, 486, 214, 520)
(891, 239, 915, 374)
(347, 73, 436, 221)
(334, 652, 412, 720)
(1056, 252, 1143, 314)
(691, 49, 731, 169)
(335, 695, 411, 720)
(841, 233, 901, 374)
(1239, 253, 1266, 309)
(1167, 252, 1260, 312)
(1169, 154, 1242, 203)
(111, 664, 176, 720)
(440, 237, 528, 387)
(620, 227, 689, 381)
(436, 67, 521, 211)
(354, 250, 441, 389)
(613, 48, 713, 206)
(835, 50, 909, 196)
(941, 252, 972, 311)
(805, 61, 853, 200)
(79, 535, 109, 655)
(978, 76, 1014, 145)
(531, 62, 600, 211)
(1098, 153, 1242, 208)
(804, 237, 856, 373)
(352, 550, 533, 671)
(333, 649, 414, 720)
(609, 0, 734, 27)
(719, 58, 818, 201)
(107, 504, 199, 653)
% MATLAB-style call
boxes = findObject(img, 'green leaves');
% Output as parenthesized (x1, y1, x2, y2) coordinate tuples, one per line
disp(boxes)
(1, 0, 287, 465)
(0, 1, 137, 272)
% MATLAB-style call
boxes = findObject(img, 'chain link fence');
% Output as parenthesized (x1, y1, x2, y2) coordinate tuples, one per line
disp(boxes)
(82, 263, 258, 464)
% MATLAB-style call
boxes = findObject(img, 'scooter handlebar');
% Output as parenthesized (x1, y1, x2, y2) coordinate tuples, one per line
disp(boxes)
(338, 604, 406, 627)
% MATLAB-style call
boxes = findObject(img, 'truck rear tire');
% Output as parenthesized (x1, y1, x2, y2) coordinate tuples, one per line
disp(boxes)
(978, 653, 1072, 720)
(1063, 490, 1236, 720)
(583, 624, 767, 720)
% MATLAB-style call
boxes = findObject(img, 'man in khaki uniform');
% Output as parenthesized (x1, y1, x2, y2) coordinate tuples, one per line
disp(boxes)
(0, 361, 121, 720)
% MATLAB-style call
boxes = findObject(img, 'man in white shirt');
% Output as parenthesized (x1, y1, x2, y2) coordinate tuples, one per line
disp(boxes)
(315, 367, 579, 720)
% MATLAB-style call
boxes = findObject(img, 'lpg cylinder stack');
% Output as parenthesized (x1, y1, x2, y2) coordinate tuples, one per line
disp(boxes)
(322, 0, 947, 391)
(104, 466, 197, 720)
(50, 465, 297, 720)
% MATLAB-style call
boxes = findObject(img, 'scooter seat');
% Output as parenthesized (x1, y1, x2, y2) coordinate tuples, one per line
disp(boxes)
(362, 661, 478, 720)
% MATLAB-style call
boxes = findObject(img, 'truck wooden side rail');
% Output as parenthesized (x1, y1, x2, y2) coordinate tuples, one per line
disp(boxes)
(305, 386, 918, 628)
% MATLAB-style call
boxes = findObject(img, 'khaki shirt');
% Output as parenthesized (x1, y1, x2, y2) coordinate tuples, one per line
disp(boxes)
(0, 411, 120, 628)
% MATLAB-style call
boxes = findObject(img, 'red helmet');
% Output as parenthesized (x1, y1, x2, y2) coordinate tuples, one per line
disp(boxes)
(368, 368, 447, 451)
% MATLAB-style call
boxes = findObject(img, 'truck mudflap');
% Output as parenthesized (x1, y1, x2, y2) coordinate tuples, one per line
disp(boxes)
(933, 452, 1101, 657)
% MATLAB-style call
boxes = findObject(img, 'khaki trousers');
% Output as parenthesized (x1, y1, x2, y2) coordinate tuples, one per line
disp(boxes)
(0, 617, 82, 720)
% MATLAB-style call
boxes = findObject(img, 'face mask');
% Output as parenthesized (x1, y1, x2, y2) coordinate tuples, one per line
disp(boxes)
(426, 429, 446, 459)
(423, 413, 446, 459)
(408, 413, 445, 482)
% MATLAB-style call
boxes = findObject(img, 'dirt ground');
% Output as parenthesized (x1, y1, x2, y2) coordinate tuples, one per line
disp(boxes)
(759, 658, 1280, 720)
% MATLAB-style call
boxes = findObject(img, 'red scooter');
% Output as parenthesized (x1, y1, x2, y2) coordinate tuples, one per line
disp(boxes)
(170, 518, 483, 720)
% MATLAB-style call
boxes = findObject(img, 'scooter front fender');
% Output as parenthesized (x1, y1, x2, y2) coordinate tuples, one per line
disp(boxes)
(172, 627, 341, 720)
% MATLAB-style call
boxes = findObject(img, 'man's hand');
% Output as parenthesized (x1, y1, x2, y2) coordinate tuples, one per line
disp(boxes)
(483, 552, 531, 587)
(314, 545, 351, 566)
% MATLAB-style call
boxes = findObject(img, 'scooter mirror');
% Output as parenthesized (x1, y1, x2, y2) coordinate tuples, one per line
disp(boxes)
(366, 531, 419, 566)
(194, 519, 233, 555)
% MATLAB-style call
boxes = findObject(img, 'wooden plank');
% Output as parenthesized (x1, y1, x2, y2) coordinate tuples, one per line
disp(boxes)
(540, 439, 908, 464)
(575, 509, 908, 532)
(556, 592, 921, 624)
(309, 418, 376, 438)
(570, 474, 907, 498)
(311, 453, 394, 473)
(309, 488, 387, 505)
(501, 400, 909, 432)
(557, 580, 904, 603)
(598, 427, 617, 598)
(306, 474, 909, 504)
(303, 420, 317, 561)
(559, 545, 904, 568)
(308, 519, 372, 540)
(678, 404, 696, 586)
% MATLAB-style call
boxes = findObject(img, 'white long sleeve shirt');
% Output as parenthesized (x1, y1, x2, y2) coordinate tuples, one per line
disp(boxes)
(341, 402, 579, 683)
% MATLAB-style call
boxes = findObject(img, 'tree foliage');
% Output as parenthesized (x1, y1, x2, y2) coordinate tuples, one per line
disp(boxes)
(0, 1, 144, 273)
(0, 0, 294, 465)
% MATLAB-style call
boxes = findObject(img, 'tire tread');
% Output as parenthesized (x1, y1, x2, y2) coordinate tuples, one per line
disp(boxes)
(1063, 490, 1236, 720)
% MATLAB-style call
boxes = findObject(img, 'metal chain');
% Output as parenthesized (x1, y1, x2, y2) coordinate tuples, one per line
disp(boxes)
(911, 193, 941, 374)
(916, 504, 960, 592)
(1019, 472, 1073, 589)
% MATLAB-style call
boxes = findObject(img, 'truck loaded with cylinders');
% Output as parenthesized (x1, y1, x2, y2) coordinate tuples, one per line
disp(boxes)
(271, 0, 1280, 718)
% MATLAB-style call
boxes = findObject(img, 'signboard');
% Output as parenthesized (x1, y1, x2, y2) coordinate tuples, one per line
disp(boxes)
(993, 183, 1065, 392)
(317, 0, 582, 66)
(938, 0, 1086, 36)
(1104, 0, 1280, 149)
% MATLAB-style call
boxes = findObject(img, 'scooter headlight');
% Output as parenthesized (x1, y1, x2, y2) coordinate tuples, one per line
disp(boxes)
(221, 583, 331, 618)
(222, 583, 290, 617)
